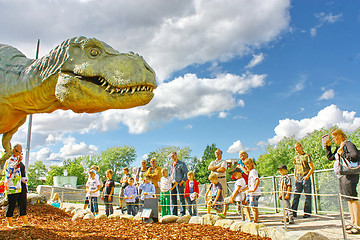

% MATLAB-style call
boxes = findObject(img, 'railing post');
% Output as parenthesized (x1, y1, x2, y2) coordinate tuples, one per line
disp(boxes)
(311, 173, 318, 214)
(272, 176, 278, 213)
(338, 193, 348, 240)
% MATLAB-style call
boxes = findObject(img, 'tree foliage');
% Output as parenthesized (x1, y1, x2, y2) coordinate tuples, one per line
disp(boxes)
(46, 166, 65, 185)
(194, 144, 217, 184)
(146, 146, 192, 168)
(28, 160, 47, 191)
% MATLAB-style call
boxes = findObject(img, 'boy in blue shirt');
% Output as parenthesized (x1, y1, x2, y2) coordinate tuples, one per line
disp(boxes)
(139, 175, 155, 211)
(124, 178, 138, 216)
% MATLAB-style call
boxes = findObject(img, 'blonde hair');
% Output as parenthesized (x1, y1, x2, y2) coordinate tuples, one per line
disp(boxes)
(123, 167, 129, 172)
(242, 158, 254, 165)
(331, 129, 348, 140)
(208, 172, 218, 180)
(52, 193, 60, 202)
(187, 171, 195, 178)
(105, 169, 113, 175)
(239, 151, 248, 158)
(90, 165, 99, 172)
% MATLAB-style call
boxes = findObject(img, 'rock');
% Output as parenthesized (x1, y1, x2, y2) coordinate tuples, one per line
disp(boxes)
(202, 214, 221, 225)
(67, 206, 75, 211)
(133, 212, 142, 221)
(0, 197, 8, 207)
(65, 208, 73, 214)
(27, 193, 47, 205)
(214, 219, 234, 229)
(108, 213, 122, 219)
(242, 222, 266, 236)
(176, 215, 191, 224)
(159, 215, 179, 223)
(229, 221, 246, 231)
(285, 231, 329, 240)
(188, 216, 203, 225)
(95, 214, 108, 219)
(120, 214, 134, 221)
(83, 213, 95, 220)
(72, 211, 87, 221)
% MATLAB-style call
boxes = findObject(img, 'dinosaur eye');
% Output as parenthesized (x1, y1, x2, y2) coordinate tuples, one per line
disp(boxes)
(90, 48, 99, 57)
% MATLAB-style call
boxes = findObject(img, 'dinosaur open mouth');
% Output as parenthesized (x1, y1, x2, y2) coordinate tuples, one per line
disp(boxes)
(65, 71, 155, 95)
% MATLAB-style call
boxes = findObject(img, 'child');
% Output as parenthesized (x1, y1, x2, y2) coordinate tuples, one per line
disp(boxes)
(84, 165, 100, 210)
(205, 173, 223, 214)
(101, 169, 115, 216)
(139, 175, 155, 211)
(278, 164, 294, 224)
(118, 167, 131, 211)
(221, 168, 247, 218)
(50, 193, 61, 208)
(124, 178, 138, 216)
(86, 169, 101, 216)
(159, 168, 177, 217)
(243, 158, 261, 223)
(184, 171, 199, 216)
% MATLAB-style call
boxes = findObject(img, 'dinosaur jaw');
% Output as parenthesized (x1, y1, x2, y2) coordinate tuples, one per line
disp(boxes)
(55, 72, 156, 113)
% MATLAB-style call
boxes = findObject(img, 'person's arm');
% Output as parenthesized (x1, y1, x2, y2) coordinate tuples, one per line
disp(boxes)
(342, 141, 360, 162)
(208, 161, 219, 171)
(304, 156, 314, 180)
(205, 187, 210, 203)
(285, 185, 291, 200)
(293, 164, 298, 181)
(170, 181, 178, 191)
(179, 162, 188, 186)
(109, 185, 114, 201)
(248, 178, 260, 193)
(230, 185, 241, 202)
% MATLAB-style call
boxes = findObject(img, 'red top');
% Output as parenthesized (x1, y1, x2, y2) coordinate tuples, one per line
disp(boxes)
(184, 179, 199, 198)
(0, 185, 5, 193)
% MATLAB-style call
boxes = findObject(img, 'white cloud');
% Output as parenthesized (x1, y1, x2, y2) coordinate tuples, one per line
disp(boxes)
(1, 0, 290, 82)
(268, 105, 360, 144)
(246, 53, 265, 68)
(227, 140, 250, 153)
(184, 125, 193, 129)
(318, 89, 335, 100)
(310, 12, 342, 37)
(283, 74, 308, 97)
(219, 112, 228, 119)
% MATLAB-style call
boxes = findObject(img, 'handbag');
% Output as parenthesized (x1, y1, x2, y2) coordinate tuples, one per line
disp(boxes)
(339, 154, 360, 175)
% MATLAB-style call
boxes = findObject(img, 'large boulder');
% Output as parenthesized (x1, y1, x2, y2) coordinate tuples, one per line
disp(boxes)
(120, 214, 134, 221)
(133, 212, 142, 221)
(159, 215, 179, 224)
(188, 216, 203, 225)
(285, 231, 329, 240)
(72, 211, 87, 221)
(176, 215, 191, 224)
(27, 193, 47, 205)
(230, 221, 246, 231)
(108, 213, 122, 219)
(214, 219, 234, 229)
(202, 214, 221, 225)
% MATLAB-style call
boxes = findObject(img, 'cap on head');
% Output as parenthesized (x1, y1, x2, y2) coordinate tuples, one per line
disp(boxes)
(278, 164, 287, 170)
(229, 168, 242, 175)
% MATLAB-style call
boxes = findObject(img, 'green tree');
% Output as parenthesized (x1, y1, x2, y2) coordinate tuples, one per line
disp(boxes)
(194, 144, 217, 184)
(28, 160, 47, 191)
(46, 166, 65, 185)
(147, 146, 192, 168)
(63, 157, 87, 185)
(99, 146, 136, 182)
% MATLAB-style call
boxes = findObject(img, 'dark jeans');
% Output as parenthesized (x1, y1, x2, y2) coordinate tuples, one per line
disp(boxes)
(291, 177, 312, 215)
(103, 196, 113, 216)
(171, 183, 186, 216)
(6, 192, 27, 217)
(186, 197, 197, 216)
(127, 202, 136, 216)
(90, 197, 98, 214)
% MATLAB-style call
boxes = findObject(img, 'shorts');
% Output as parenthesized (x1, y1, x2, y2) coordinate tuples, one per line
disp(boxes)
(245, 195, 260, 207)
(119, 188, 125, 199)
(84, 196, 90, 205)
(224, 197, 241, 205)
(209, 197, 223, 212)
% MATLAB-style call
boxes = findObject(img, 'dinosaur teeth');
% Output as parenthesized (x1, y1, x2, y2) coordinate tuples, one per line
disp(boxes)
(101, 82, 107, 87)
(132, 87, 136, 94)
(121, 89, 125, 94)
(110, 89, 115, 94)
(105, 85, 111, 91)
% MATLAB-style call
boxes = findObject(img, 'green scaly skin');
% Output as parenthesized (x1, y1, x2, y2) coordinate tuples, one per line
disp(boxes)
(0, 36, 157, 166)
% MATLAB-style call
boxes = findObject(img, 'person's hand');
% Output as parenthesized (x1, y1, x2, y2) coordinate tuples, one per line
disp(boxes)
(285, 195, 290, 200)
(212, 202, 216, 206)
(144, 192, 148, 195)
(303, 176, 309, 181)
(279, 195, 282, 200)
(4, 182, 8, 191)
(229, 198, 234, 204)
(130, 195, 133, 199)
(108, 196, 112, 201)
(294, 176, 298, 181)
(179, 180, 184, 186)
(326, 140, 331, 147)
(101, 195, 104, 200)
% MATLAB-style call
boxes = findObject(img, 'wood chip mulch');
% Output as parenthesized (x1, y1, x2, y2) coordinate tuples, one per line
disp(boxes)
(0, 204, 271, 240)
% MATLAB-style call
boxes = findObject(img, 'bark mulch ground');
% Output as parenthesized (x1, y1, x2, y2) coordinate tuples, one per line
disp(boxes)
(0, 204, 271, 240)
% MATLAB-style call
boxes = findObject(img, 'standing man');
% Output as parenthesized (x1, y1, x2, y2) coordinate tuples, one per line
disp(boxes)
(145, 158, 162, 198)
(208, 149, 228, 197)
(291, 142, 314, 218)
(169, 152, 188, 216)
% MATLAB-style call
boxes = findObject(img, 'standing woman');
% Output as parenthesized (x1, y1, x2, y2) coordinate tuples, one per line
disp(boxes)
(325, 129, 360, 234)
(4, 144, 32, 228)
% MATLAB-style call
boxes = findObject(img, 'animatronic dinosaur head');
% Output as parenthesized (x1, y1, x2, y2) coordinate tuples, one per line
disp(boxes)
(40, 37, 157, 113)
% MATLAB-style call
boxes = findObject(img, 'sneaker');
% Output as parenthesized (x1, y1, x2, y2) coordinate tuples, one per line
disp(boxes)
(7, 225, 18, 229)
(217, 213, 226, 219)
(22, 223, 34, 228)
(303, 214, 311, 218)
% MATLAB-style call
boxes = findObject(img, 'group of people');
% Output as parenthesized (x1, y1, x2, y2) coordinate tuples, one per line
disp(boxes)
(3, 128, 360, 234)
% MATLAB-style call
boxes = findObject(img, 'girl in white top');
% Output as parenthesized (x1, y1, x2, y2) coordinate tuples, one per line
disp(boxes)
(243, 158, 261, 223)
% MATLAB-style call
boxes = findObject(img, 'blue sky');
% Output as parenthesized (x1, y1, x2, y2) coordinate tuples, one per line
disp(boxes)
(1, 0, 360, 168)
